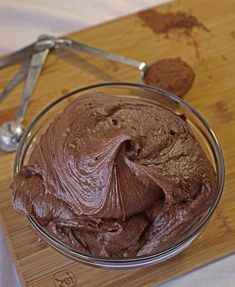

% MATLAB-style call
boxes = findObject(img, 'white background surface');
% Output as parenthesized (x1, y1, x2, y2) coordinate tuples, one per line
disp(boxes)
(0, 0, 234, 286)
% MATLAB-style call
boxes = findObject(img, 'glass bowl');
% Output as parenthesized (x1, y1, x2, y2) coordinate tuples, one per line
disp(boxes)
(14, 82, 224, 268)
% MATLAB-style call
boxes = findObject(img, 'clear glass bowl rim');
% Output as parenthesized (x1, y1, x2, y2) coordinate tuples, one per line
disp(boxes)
(14, 82, 225, 264)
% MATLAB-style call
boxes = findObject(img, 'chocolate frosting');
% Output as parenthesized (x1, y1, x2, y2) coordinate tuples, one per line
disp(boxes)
(11, 93, 216, 257)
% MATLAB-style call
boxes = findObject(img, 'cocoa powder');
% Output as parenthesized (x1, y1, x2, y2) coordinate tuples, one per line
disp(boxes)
(138, 10, 206, 35)
(144, 58, 195, 98)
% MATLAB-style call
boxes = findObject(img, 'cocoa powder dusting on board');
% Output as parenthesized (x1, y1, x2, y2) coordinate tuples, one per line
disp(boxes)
(138, 10, 207, 34)
(144, 58, 195, 98)
(138, 10, 208, 58)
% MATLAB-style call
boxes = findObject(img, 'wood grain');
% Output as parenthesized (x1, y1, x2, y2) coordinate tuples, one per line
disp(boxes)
(0, 0, 235, 286)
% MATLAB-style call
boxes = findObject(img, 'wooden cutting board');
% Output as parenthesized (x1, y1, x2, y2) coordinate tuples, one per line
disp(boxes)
(1, 0, 235, 286)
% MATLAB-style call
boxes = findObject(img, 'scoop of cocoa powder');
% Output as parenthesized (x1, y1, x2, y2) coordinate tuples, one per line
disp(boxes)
(143, 58, 195, 97)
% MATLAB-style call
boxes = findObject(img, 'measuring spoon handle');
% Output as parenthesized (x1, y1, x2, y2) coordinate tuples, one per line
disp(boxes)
(0, 62, 29, 103)
(64, 39, 146, 71)
(15, 49, 49, 122)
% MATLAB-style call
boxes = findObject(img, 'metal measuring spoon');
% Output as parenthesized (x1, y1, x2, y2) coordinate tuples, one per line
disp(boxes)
(0, 40, 52, 152)
(62, 39, 195, 97)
